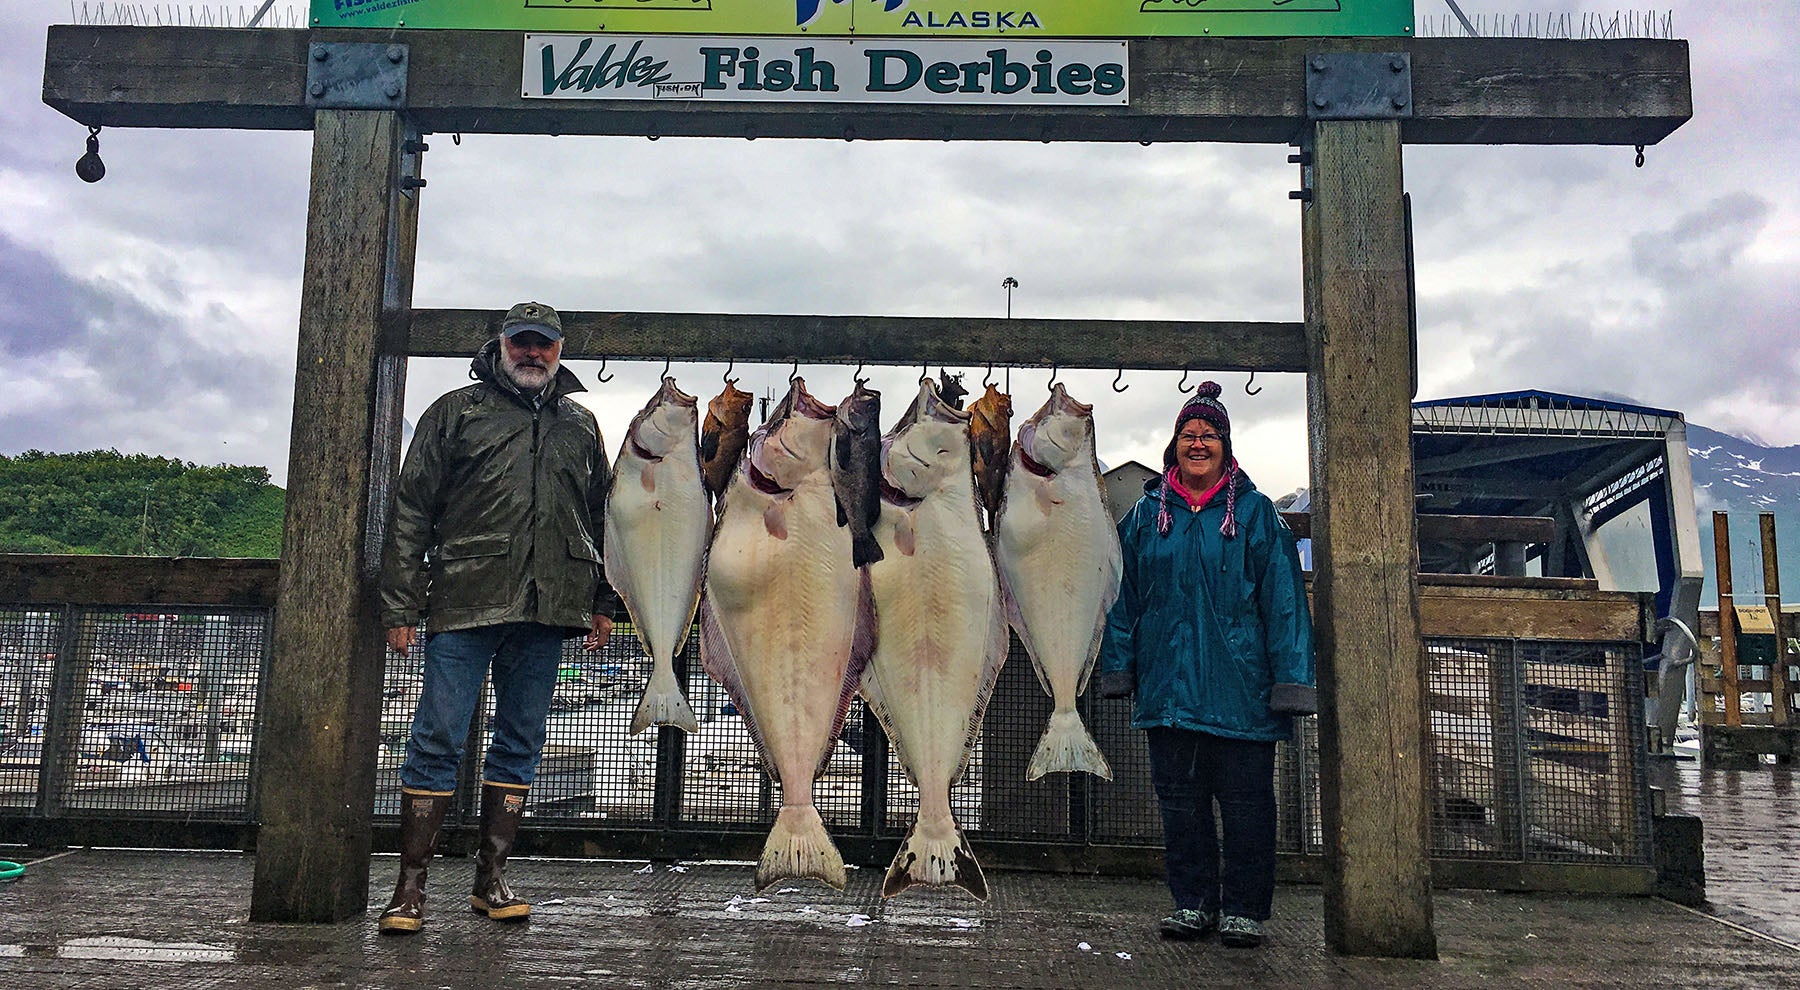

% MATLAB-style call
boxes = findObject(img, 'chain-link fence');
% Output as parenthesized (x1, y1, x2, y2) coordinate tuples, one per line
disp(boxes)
(2, 601, 1651, 867)
(0, 605, 267, 820)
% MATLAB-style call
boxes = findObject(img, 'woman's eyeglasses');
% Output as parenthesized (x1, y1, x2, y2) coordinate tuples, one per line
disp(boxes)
(1177, 432, 1225, 445)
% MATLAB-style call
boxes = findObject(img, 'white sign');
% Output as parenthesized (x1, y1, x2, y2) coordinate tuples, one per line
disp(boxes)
(523, 36, 1128, 106)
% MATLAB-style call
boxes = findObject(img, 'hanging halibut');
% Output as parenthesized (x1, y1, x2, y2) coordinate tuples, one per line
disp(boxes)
(603, 377, 709, 735)
(700, 377, 870, 892)
(967, 383, 1013, 521)
(700, 379, 754, 506)
(994, 384, 1121, 780)
(862, 379, 1007, 900)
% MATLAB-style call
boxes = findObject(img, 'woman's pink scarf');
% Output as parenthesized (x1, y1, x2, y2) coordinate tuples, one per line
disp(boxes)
(1155, 459, 1240, 539)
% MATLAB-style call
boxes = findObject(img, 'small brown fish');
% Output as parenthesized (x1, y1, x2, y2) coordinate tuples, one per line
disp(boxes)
(701, 380, 754, 504)
(967, 384, 1014, 519)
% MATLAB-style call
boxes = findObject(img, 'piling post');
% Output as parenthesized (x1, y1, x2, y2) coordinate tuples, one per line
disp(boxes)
(1303, 116, 1437, 959)
(1713, 512, 1739, 728)
(250, 108, 415, 922)
(1761, 513, 1787, 726)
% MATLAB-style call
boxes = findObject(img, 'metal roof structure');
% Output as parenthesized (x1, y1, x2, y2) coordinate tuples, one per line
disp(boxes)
(1411, 389, 1703, 743)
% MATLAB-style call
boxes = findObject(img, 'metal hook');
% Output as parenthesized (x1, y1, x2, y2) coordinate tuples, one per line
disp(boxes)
(983, 362, 995, 389)
(596, 358, 615, 384)
(659, 356, 671, 380)
(1005, 366, 1011, 392)
(854, 361, 868, 387)
(1112, 368, 1129, 393)
(1048, 365, 1060, 389)
(1245, 370, 1262, 396)
(722, 358, 736, 385)
(1177, 368, 1194, 394)
(920, 361, 931, 385)
(789, 359, 800, 383)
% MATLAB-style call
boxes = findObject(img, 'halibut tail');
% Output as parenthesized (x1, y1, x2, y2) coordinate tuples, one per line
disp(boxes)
(756, 805, 846, 892)
(1026, 708, 1113, 781)
(883, 813, 987, 901)
(629, 665, 700, 735)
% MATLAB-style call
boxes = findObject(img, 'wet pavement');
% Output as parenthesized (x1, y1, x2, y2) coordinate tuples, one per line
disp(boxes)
(1, 841, 1796, 989)
(1652, 758, 1800, 947)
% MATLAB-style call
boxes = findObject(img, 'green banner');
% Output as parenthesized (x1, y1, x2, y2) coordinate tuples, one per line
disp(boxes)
(311, 0, 1415, 38)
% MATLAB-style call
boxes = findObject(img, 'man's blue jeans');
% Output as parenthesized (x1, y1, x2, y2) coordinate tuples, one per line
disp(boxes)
(1146, 726, 1278, 921)
(400, 623, 566, 793)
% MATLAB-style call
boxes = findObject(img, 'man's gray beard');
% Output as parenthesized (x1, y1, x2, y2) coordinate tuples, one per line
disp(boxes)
(503, 355, 557, 392)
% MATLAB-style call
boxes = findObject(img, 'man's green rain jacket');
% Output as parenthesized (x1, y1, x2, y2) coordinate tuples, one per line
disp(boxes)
(379, 340, 614, 636)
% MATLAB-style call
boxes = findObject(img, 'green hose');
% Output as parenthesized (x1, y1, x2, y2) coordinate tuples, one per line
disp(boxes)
(0, 860, 23, 882)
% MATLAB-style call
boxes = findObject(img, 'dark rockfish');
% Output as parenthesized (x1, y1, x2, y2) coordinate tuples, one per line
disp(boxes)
(936, 369, 969, 410)
(700, 380, 754, 506)
(967, 384, 1013, 520)
(830, 382, 885, 568)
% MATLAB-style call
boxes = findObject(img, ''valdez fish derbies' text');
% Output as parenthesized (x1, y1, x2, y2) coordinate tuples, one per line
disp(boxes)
(527, 36, 1128, 106)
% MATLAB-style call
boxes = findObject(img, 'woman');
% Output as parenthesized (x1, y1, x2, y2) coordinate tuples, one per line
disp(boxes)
(1096, 382, 1315, 948)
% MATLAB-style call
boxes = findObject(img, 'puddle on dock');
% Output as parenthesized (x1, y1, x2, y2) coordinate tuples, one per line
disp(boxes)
(0, 937, 235, 963)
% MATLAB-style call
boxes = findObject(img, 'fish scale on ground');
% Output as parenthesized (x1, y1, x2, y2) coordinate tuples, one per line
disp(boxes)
(699, 377, 869, 892)
(994, 383, 1121, 780)
(860, 378, 1007, 900)
(602, 376, 710, 735)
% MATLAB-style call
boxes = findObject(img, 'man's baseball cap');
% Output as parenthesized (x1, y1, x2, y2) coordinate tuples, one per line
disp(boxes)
(501, 301, 563, 342)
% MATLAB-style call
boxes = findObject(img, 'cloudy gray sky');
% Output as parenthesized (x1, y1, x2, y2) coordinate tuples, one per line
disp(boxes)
(1, 2, 1795, 498)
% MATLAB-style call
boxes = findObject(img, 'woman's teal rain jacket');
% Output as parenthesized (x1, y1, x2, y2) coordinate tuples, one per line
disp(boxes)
(1096, 470, 1316, 742)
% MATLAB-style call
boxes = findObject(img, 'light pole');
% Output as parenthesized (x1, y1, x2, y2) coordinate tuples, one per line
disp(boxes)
(1002, 276, 1018, 319)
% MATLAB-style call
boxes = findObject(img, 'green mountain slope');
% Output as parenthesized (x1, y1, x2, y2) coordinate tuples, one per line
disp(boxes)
(0, 450, 284, 558)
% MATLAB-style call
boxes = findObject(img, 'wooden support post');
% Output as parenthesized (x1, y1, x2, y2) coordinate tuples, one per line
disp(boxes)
(1761, 513, 1788, 726)
(1712, 512, 1740, 728)
(1303, 117, 1437, 959)
(1493, 541, 1528, 577)
(35, 607, 88, 818)
(251, 109, 412, 922)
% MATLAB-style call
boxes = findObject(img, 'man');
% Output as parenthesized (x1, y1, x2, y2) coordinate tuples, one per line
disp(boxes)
(376, 301, 615, 934)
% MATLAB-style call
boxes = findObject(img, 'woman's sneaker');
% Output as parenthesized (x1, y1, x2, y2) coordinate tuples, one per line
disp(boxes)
(1218, 915, 1264, 948)
(1158, 908, 1216, 940)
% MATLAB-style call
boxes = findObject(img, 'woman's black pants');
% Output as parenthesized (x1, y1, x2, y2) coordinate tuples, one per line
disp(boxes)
(1145, 726, 1278, 921)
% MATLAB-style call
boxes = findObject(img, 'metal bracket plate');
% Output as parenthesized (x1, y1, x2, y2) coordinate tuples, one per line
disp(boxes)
(1304, 52, 1413, 121)
(306, 42, 409, 110)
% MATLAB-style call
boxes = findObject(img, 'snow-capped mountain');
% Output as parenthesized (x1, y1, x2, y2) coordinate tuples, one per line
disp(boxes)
(1687, 424, 1800, 607)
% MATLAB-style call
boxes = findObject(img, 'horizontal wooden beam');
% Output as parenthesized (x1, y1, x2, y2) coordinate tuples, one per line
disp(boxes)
(1417, 582, 1649, 642)
(0, 554, 279, 608)
(407, 308, 1308, 371)
(1, 555, 1644, 641)
(44, 26, 1691, 146)
(1283, 512, 1558, 544)
(1416, 573, 1599, 592)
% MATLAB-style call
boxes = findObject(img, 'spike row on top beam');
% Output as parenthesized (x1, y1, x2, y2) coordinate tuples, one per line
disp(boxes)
(44, 26, 1690, 146)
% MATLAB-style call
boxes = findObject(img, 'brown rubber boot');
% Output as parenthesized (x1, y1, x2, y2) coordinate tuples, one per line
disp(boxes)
(469, 781, 532, 921)
(378, 788, 452, 934)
